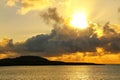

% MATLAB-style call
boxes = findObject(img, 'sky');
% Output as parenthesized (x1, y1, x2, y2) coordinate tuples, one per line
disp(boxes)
(0, 0, 120, 41)
(0, 0, 120, 64)
(0, 0, 51, 42)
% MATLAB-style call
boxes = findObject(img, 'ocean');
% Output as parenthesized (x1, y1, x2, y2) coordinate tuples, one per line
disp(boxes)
(0, 65, 120, 80)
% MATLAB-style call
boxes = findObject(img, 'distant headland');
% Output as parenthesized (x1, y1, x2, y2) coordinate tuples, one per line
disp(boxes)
(0, 56, 103, 66)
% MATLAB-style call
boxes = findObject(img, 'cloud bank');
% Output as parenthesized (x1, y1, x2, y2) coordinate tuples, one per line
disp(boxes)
(1, 8, 120, 57)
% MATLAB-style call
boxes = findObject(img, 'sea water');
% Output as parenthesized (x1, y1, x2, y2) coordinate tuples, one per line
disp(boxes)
(0, 65, 120, 80)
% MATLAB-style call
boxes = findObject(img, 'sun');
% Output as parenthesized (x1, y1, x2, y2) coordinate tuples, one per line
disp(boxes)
(70, 12, 88, 29)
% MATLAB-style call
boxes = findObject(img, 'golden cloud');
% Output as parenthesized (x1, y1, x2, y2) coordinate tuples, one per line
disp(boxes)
(0, 52, 18, 59)
(6, 0, 18, 6)
(47, 52, 120, 64)
(7, 0, 55, 14)
(0, 38, 12, 47)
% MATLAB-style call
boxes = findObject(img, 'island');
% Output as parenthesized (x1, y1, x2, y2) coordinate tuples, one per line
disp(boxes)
(0, 56, 102, 66)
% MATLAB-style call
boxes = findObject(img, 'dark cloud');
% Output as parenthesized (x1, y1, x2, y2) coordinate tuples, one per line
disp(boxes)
(103, 22, 117, 35)
(0, 8, 120, 57)
(98, 22, 120, 53)
(41, 8, 61, 22)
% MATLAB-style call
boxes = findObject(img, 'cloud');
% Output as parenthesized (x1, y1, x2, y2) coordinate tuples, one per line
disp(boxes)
(40, 8, 64, 24)
(0, 38, 13, 53)
(6, 0, 19, 7)
(21, 23, 119, 56)
(6, 0, 60, 14)
(1, 8, 120, 59)
(47, 52, 120, 64)
(99, 22, 120, 53)
(6, 0, 52, 14)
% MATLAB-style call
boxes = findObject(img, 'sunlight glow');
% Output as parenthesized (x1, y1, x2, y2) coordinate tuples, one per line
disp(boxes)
(70, 12, 88, 29)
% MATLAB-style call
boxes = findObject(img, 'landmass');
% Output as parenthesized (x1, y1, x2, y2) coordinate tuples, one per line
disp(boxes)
(0, 56, 102, 66)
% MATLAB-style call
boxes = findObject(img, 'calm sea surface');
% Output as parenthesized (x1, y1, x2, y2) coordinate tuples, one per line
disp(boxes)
(0, 65, 120, 80)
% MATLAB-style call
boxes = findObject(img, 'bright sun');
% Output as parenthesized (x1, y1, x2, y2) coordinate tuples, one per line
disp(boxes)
(70, 12, 88, 29)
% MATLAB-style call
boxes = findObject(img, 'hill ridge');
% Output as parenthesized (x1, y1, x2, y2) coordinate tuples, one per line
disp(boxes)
(0, 56, 102, 66)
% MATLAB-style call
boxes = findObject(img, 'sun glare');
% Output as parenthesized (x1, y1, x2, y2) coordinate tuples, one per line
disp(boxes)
(70, 12, 88, 29)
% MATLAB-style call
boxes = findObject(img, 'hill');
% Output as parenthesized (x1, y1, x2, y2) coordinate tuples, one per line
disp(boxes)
(0, 56, 101, 66)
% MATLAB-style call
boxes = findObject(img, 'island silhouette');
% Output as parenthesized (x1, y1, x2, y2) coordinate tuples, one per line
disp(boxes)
(0, 56, 102, 66)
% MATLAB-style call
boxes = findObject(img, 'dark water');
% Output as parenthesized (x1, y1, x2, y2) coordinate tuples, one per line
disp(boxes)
(0, 65, 120, 80)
